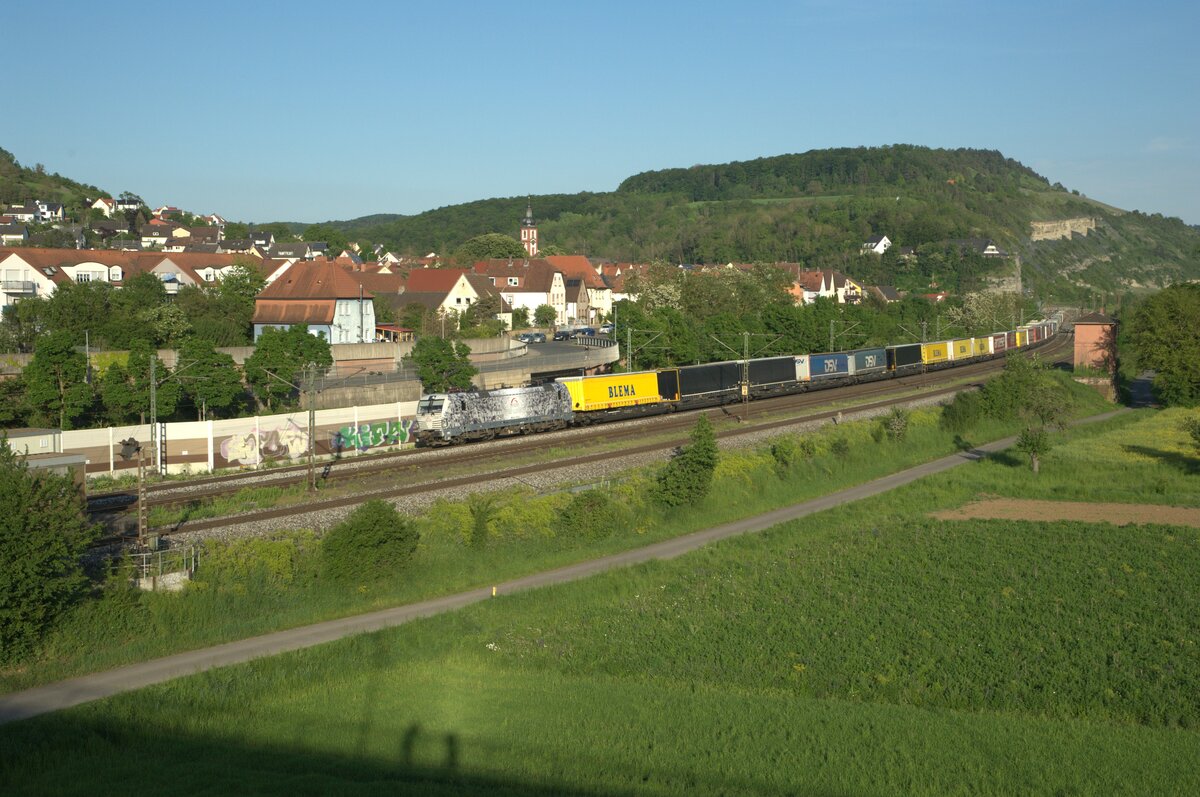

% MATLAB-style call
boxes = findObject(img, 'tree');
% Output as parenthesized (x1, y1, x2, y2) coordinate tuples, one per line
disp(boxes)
(1015, 426, 1051, 475)
(510, 307, 530, 329)
(654, 414, 719, 507)
(405, 336, 477, 393)
(372, 296, 396, 324)
(175, 337, 245, 420)
(98, 363, 139, 424)
(452, 233, 526, 264)
(98, 342, 182, 424)
(1126, 284, 1200, 406)
(534, 304, 557, 328)
(23, 331, 93, 429)
(301, 224, 349, 254)
(0, 439, 96, 663)
(0, 379, 27, 426)
(218, 263, 267, 315)
(244, 325, 332, 410)
(0, 297, 49, 353)
(321, 500, 419, 583)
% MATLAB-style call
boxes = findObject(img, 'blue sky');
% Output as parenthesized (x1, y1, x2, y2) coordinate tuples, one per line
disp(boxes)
(4, 1, 1197, 225)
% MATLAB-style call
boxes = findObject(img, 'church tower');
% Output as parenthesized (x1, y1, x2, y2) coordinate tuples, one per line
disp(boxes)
(519, 198, 538, 257)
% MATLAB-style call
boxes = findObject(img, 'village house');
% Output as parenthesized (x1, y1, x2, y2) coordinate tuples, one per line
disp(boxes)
(0, 247, 271, 308)
(472, 258, 567, 325)
(861, 235, 892, 255)
(0, 224, 29, 246)
(779, 266, 864, 305)
(251, 260, 375, 343)
(90, 197, 116, 218)
(544, 254, 611, 322)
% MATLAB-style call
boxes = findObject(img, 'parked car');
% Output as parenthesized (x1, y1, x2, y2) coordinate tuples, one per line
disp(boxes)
(552, 329, 571, 341)
(516, 332, 546, 343)
(599, 323, 614, 335)
(575, 327, 597, 337)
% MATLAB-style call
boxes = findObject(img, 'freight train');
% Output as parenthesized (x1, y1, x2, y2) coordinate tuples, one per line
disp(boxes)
(413, 320, 1059, 445)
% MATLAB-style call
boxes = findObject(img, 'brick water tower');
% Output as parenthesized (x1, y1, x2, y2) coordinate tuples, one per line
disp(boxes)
(1073, 310, 1118, 372)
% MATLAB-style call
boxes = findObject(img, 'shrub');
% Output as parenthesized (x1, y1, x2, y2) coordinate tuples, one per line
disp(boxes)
(655, 415, 719, 507)
(1183, 416, 1200, 455)
(467, 494, 498, 549)
(321, 500, 418, 583)
(556, 490, 631, 540)
(881, 407, 910, 442)
(492, 493, 559, 542)
(198, 531, 318, 593)
(0, 440, 96, 664)
(940, 390, 984, 433)
(771, 437, 799, 476)
(830, 437, 851, 460)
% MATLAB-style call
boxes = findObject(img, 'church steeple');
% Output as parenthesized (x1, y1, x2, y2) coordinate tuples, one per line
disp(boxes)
(519, 197, 538, 256)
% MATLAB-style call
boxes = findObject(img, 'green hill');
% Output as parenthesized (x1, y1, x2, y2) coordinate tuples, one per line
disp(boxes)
(0, 148, 106, 213)
(326, 145, 1200, 303)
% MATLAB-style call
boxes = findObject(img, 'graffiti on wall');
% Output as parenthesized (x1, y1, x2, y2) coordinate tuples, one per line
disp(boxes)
(220, 419, 310, 465)
(332, 419, 413, 453)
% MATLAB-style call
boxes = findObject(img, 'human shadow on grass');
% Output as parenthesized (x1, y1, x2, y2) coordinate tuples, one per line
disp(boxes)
(0, 712, 853, 797)
(1122, 444, 1200, 476)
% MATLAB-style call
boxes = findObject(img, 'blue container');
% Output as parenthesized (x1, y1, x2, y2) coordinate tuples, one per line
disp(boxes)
(809, 352, 850, 379)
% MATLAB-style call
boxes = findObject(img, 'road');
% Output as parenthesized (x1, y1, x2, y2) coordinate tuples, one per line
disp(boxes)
(0, 408, 1127, 725)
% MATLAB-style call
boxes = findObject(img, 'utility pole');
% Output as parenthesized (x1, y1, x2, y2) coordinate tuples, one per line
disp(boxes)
(741, 331, 750, 419)
(829, 319, 836, 353)
(149, 355, 157, 475)
(137, 444, 149, 547)
(921, 320, 928, 343)
(627, 326, 633, 372)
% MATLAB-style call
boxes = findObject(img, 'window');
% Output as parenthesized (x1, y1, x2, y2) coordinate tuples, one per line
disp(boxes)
(76, 273, 91, 283)
(508, 277, 519, 286)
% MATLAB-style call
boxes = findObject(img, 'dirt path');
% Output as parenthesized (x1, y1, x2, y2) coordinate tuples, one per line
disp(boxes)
(933, 497, 1200, 528)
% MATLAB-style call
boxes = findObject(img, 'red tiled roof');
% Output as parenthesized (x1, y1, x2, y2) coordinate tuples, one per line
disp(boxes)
(403, 268, 468, 293)
(252, 301, 335, 325)
(544, 255, 604, 289)
(256, 261, 374, 300)
(347, 269, 405, 294)
(472, 258, 558, 292)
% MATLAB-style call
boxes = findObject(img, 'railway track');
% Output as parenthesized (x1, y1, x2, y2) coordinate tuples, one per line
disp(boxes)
(91, 334, 1070, 546)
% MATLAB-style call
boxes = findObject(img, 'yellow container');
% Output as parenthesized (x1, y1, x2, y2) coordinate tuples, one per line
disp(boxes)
(558, 371, 663, 412)
(921, 341, 950, 364)
(951, 338, 974, 361)
(973, 337, 992, 356)
(1016, 330, 1028, 348)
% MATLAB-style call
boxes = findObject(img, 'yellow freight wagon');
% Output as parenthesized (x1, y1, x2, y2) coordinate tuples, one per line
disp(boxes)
(921, 341, 950, 365)
(973, 337, 992, 356)
(558, 371, 663, 412)
(951, 338, 974, 361)
(1015, 330, 1028, 348)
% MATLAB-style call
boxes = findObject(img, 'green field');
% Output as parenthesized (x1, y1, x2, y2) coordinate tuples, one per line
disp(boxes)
(4, 397, 1110, 695)
(3, 408, 1198, 794)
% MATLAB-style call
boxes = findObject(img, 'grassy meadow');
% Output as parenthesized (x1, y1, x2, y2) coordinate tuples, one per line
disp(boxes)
(1, 392, 1109, 694)
(3, 406, 1199, 794)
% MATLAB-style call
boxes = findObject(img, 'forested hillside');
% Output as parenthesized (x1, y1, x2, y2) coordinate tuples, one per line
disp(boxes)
(324, 145, 1200, 303)
(0, 148, 105, 211)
